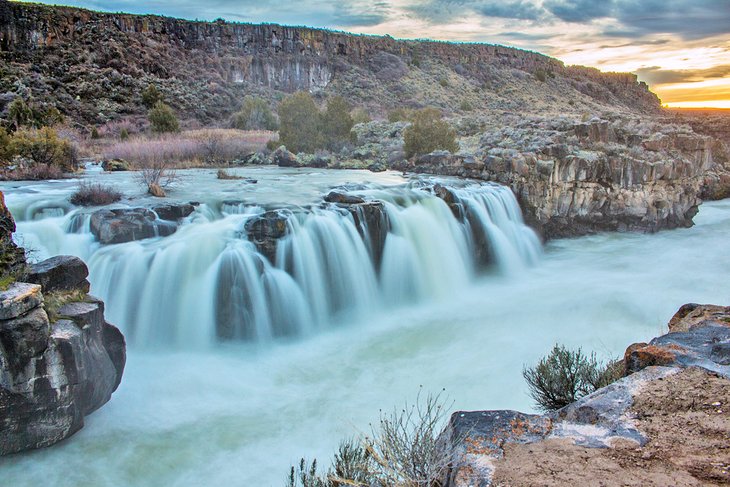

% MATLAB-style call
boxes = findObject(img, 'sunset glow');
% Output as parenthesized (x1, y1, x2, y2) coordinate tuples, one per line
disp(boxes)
(27, 0, 730, 108)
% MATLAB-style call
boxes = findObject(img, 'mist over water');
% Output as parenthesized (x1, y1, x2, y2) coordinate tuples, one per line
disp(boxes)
(1, 168, 729, 486)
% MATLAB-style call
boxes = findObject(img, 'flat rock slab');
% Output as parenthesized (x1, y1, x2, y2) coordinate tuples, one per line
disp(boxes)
(0, 282, 42, 320)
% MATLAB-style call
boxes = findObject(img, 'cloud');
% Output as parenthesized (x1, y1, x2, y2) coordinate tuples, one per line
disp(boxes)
(408, 0, 544, 23)
(333, 3, 390, 26)
(636, 65, 730, 85)
(543, 0, 613, 22)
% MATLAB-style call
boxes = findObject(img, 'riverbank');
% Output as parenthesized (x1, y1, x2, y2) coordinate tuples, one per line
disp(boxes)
(2, 168, 729, 485)
(445, 303, 730, 486)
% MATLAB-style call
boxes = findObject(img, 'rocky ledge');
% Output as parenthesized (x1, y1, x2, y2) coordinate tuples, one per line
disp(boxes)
(440, 303, 730, 486)
(0, 195, 126, 455)
(404, 116, 718, 239)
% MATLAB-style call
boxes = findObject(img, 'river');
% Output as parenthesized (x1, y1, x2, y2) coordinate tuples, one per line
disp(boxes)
(1, 166, 728, 486)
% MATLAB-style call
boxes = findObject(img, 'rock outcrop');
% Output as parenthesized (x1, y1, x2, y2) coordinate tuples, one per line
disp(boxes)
(0, 2, 659, 125)
(0, 193, 125, 455)
(410, 116, 716, 238)
(440, 303, 730, 486)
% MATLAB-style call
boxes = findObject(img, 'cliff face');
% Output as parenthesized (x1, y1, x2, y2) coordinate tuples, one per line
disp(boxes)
(0, 1, 659, 124)
(350, 115, 715, 238)
(0, 195, 125, 456)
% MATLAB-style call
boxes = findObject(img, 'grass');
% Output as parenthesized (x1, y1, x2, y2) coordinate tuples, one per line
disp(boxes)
(104, 129, 274, 168)
(0, 274, 15, 291)
(44, 289, 87, 322)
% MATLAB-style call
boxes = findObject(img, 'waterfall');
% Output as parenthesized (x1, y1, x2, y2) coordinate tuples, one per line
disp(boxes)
(8, 180, 542, 348)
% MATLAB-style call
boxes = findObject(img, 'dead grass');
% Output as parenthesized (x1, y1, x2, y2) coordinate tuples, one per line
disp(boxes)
(44, 289, 87, 322)
(104, 129, 274, 168)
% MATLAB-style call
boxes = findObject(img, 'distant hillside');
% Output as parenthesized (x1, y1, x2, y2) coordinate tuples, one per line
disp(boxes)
(0, 1, 660, 127)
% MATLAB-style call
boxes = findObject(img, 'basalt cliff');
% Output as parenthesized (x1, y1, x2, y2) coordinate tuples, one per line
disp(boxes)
(0, 194, 125, 455)
(0, 0, 658, 125)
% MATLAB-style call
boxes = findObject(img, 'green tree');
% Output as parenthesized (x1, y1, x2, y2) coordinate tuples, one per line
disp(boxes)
(148, 101, 180, 134)
(0, 128, 15, 165)
(321, 96, 354, 150)
(10, 127, 77, 170)
(278, 91, 323, 153)
(232, 96, 278, 131)
(7, 97, 32, 131)
(403, 108, 458, 158)
(141, 84, 163, 109)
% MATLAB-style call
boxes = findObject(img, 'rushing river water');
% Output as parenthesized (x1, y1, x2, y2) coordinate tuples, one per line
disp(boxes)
(1, 167, 729, 486)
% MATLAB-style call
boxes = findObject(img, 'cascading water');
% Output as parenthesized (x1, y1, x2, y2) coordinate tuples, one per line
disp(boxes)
(4, 168, 730, 487)
(6, 176, 541, 348)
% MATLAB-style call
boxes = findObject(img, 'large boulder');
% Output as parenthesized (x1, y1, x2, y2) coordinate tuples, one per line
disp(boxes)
(101, 159, 130, 171)
(25, 255, 90, 293)
(90, 208, 177, 244)
(272, 146, 300, 167)
(324, 191, 365, 205)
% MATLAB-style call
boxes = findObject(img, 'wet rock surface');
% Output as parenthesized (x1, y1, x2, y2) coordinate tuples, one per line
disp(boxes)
(90, 208, 177, 244)
(441, 303, 730, 486)
(243, 209, 291, 263)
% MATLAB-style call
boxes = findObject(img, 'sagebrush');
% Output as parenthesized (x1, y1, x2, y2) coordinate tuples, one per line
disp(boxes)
(523, 344, 624, 411)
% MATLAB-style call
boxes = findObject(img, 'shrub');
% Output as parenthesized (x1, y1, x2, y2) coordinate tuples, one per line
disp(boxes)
(90, 127, 100, 139)
(388, 108, 415, 123)
(10, 127, 77, 170)
(141, 84, 163, 109)
(7, 97, 32, 130)
(232, 96, 278, 131)
(0, 127, 14, 165)
(321, 96, 354, 151)
(286, 390, 451, 487)
(278, 91, 323, 153)
(3, 164, 66, 181)
(523, 344, 622, 412)
(120, 128, 129, 140)
(69, 181, 122, 206)
(148, 101, 179, 134)
(350, 108, 371, 125)
(403, 108, 458, 158)
(459, 100, 473, 112)
(439, 78, 449, 88)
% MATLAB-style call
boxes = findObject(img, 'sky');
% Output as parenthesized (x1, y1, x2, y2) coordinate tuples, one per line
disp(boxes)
(32, 0, 730, 108)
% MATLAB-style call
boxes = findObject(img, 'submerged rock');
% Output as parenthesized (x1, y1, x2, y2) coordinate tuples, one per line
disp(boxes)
(90, 208, 177, 244)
